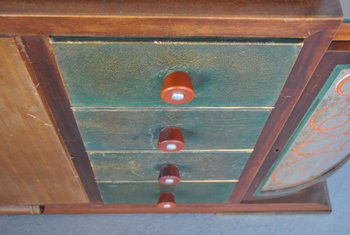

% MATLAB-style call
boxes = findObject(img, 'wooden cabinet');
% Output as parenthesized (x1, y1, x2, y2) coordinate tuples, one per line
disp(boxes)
(0, 0, 349, 214)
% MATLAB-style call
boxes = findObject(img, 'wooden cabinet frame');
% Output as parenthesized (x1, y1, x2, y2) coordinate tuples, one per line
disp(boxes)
(0, 0, 346, 213)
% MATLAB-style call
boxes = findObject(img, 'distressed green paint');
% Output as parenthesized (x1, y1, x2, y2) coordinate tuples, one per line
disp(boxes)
(52, 39, 302, 107)
(258, 65, 350, 195)
(98, 182, 235, 204)
(74, 109, 270, 150)
(90, 152, 249, 181)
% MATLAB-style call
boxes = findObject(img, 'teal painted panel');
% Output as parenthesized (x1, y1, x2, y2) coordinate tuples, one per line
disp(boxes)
(260, 66, 350, 194)
(90, 152, 249, 181)
(98, 182, 235, 204)
(52, 39, 302, 107)
(74, 109, 270, 150)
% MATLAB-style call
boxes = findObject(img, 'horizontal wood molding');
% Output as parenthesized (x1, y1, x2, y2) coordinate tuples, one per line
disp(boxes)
(0, 0, 342, 37)
(43, 182, 330, 214)
(0, 0, 342, 17)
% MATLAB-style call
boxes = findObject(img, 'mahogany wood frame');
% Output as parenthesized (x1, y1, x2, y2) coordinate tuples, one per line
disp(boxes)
(43, 182, 331, 214)
(0, 0, 345, 213)
(243, 41, 350, 201)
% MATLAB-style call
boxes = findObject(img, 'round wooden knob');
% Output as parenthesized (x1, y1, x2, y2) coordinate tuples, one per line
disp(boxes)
(158, 164, 180, 185)
(157, 192, 176, 209)
(158, 127, 185, 152)
(161, 71, 195, 105)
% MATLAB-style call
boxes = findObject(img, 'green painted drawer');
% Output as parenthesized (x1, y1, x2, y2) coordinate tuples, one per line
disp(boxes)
(90, 152, 249, 182)
(52, 38, 302, 107)
(74, 109, 270, 151)
(99, 182, 235, 204)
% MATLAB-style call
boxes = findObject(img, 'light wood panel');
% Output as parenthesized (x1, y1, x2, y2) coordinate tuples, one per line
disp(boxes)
(0, 38, 88, 205)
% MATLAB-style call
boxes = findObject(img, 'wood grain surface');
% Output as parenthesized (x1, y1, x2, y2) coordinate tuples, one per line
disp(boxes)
(335, 24, 350, 41)
(0, 0, 342, 37)
(0, 0, 341, 17)
(0, 38, 88, 205)
(19, 36, 102, 202)
(43, 182, 331, 214)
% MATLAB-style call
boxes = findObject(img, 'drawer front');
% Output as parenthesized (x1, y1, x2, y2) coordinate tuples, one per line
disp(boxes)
(99, 182, 235, 204)
(90, 152, 249, 182)
(74, 109, 270, 151)
(52, 38, 302, 107)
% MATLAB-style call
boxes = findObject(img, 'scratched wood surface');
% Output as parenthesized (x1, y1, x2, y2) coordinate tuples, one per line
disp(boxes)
(260, 65, 350, 194)
(99, 182, 235, 204)
(52, 39, 302, 107)
(0, 0, 342, 39)
(0, 38, 88, 205)
(74, 109, 270, 151)
(90, 152, 249, 182)
(0, 0, 341, 17)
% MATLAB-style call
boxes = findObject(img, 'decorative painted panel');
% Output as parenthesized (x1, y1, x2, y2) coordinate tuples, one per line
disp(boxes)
(260, 66, 350, 195)
(52, 38, 302, 107)
(73, 109, 270, 151)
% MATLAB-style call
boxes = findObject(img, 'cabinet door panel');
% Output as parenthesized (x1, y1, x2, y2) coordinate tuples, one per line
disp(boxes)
(260, 66, 350, 195)
(0, 38, 88, 205)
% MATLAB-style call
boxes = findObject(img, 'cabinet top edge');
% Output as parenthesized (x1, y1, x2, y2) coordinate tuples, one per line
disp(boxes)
(0, 0, 343, 19)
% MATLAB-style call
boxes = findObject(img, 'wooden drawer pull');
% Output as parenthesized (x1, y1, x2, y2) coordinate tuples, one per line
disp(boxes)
(161, 71, 195, 104)
(157, 192, 176, 209)
(158, 127, 185, 152)
(158, 164, 181, 185)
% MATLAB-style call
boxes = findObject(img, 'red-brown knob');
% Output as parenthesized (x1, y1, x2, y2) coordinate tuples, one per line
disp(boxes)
(157, 192, 176, 209)
(161, 71, 195, 105)
(158, 164, 181, 185)
(158, 127, 185, 152)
